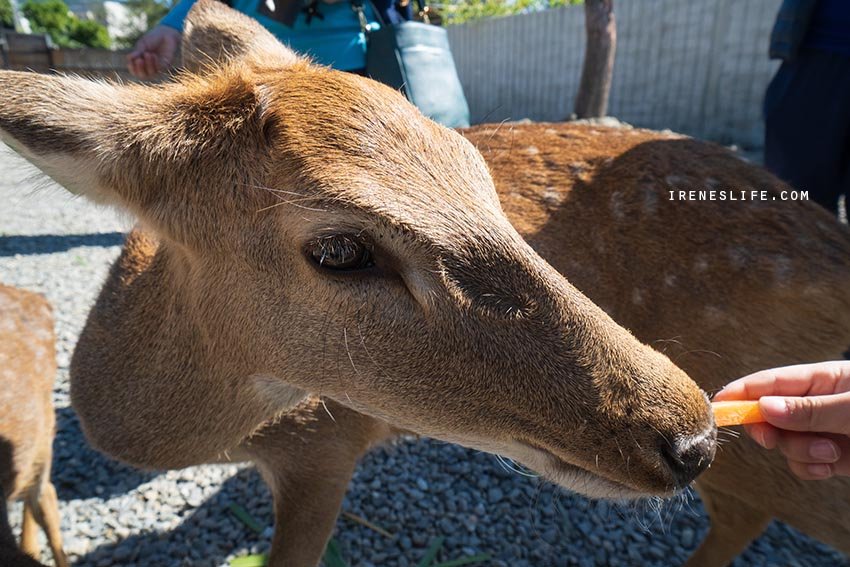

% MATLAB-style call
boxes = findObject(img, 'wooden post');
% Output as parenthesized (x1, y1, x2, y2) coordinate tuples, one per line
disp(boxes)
(574, 0, 616, 118)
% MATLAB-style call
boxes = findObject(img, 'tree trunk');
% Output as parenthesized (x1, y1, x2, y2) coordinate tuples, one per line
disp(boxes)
(574, 0, 616, 119)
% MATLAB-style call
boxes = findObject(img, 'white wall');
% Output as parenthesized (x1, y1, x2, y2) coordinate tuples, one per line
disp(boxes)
(447, 0, 782, 147)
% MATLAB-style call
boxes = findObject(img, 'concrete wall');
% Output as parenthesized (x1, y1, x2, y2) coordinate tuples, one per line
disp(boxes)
(448, 0, 782, 147)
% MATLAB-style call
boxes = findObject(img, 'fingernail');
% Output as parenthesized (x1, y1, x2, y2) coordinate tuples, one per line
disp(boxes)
(810, 440, 839, 462)
(759, 396, 788, 417)
(806, 463, 832, 478)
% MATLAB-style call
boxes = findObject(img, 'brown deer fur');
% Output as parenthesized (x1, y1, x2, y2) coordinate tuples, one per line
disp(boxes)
(0, 1, 848, 565)
(0, 285, 66, 567)
(0, 0, 715, 495)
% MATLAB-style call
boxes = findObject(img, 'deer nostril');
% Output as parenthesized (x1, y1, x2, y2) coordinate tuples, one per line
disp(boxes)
(660, 427, 717, 488)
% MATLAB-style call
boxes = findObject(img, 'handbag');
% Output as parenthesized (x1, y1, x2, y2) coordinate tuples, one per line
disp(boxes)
(352, 0, 471, 128)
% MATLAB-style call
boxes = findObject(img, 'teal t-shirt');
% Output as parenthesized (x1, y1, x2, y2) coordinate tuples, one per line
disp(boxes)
(161, 0, 378, 71)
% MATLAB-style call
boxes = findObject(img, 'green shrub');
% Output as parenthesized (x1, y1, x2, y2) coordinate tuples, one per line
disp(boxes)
(437, 0, 583, 26)
(22, 0, 111, 48)
(70, 17, 111, 48)
(1, 0, 14, 30)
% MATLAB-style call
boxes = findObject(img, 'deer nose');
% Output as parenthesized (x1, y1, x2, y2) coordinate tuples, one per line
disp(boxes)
(660, 427, 717, 487)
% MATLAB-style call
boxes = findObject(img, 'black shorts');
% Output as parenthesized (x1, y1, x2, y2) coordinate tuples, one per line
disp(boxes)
(764, 49, 850, 214)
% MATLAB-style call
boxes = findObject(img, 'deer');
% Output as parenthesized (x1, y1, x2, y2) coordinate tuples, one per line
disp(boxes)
(0, 285, 67, 567)
(0, 1, 848, 565)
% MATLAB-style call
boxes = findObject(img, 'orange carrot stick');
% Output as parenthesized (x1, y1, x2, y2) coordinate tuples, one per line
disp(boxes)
(711, 400, 765, 427)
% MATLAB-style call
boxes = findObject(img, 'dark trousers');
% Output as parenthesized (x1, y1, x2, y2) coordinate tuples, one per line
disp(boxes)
(764, 49, 850, 215)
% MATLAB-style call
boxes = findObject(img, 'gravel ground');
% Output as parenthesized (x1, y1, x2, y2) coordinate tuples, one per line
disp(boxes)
(1, 144, 848, 567)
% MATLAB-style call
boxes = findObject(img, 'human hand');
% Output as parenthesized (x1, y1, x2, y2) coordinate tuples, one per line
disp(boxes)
(127, 26, 182, 80)
(715, 361, 850, 480)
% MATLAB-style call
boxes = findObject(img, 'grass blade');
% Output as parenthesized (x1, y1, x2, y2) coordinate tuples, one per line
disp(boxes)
(227, 503, 264, 534)
(341, 511, 394, 539)
(432, 553, 492, 567)
(322, 538, 349, 567)
(416, 536, 445, 567)
(229, 554, 268, 567)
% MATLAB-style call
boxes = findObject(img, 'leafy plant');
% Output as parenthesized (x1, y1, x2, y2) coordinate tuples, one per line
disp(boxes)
(1, 0, 13, 29)
(415, 536, 490, 567)
(228, 503, 265, 534)
(435, 0, 583, 26)
(21, 0, 111, 48)
(417, 537, 446, 567)
(69, 17, 111, 48)
(433, 555, 492, 567)
(229, 555, 268, 567)
(322, 539, 349, 567)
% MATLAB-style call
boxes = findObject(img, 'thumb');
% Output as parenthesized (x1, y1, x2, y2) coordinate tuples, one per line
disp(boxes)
(127, 45, 145, 60)
(128, 36, 152, 60)
(760, 392, 850, 435)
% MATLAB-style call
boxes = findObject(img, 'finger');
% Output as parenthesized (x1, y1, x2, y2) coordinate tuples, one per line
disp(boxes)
(759, 392, 850, 435)
(816, 435, 850, 476)
(786, 459, 834, 480)
(143, 53, 158, 78)
(130, 57, 145, 78)
(137, 62, 150, 80)
(775, 432, 840, 463)
(715, 361, 850, 401)
(744, 422, 780, 449)
(127, 38, 150, 63)
(835, 451, 850, 477)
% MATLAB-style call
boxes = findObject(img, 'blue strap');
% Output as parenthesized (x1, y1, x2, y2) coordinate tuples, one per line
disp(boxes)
(159, 0, 197, 30)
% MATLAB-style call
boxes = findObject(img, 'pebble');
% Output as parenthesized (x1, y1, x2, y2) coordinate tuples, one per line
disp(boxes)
(487, 487, 504, 504)
(681, 527, 695, 548)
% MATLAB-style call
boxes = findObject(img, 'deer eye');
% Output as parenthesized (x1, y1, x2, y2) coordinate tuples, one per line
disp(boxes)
(309, 235, 374, 271)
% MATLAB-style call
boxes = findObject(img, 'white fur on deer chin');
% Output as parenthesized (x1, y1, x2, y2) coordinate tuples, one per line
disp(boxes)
(505, 440, 650, 500)
(442, 435, 651, 501)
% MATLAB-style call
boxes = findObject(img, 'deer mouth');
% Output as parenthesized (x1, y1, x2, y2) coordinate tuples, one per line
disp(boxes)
(512, 441, 657, 500)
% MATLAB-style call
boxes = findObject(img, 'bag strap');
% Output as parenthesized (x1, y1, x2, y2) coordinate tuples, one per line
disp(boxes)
(351, 0, 371, 32)
(407, 0, 427, 16)
(352, 0, 429, 29)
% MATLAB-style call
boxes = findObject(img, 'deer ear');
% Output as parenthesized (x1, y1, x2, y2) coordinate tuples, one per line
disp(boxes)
(182, 0, 299, 72)
(0, 68, 270, 246)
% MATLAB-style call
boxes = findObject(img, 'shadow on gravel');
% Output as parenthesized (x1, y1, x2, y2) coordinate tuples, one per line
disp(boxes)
(53, 406, 158, 501)
(71, 468, 272, 567)
(0, 232, 126, 256)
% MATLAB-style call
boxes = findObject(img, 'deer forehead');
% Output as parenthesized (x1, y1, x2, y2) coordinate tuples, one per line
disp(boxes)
(255, 68, 499, 212)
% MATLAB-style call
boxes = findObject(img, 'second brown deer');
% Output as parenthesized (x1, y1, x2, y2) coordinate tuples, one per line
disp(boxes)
(0, 285, 66, 567)
(0, 1, 848, 566)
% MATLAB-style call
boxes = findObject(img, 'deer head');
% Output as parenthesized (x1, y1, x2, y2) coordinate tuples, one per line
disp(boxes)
(0, 0, 715, 497)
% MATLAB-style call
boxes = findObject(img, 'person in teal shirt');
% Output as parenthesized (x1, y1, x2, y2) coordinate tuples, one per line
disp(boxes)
(127, 0, 380, 78)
